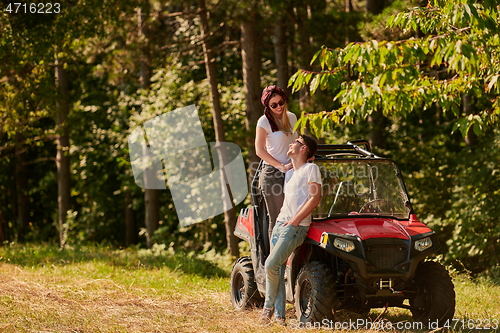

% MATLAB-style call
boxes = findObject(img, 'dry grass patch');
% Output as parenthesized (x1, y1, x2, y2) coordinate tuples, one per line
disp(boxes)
(0, 245, 499, 333)
(0, 263, 280, 333)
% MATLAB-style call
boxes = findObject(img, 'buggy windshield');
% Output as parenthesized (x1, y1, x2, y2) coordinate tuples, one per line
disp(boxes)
(313, 159, 411, 219)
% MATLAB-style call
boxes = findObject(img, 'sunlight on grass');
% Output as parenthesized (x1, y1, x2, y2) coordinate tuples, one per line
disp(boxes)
(0, 244, 499, 332)
(454, 273, 500, 322)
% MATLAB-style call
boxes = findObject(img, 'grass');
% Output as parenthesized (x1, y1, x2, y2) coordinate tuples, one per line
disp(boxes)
(0, 244, 499, 333)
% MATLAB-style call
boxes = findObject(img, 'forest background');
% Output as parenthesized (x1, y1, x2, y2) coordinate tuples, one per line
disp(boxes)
(1, 0, 499, 277)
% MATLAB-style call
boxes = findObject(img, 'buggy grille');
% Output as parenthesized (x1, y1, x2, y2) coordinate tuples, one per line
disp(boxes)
(364, 239, 408, 270)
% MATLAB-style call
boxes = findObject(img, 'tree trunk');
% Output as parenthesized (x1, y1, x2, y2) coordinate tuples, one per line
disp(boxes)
(139, 4, 151, 90)
(366, 0, 387, 149)
(366, 0, 385, 14)
(124, 191, 137, 246)
(0, 199, 7, 244)
(55, 56, 71, 248)
(368, 112, 387, 149)
(345, 0, 351, 45)
(138, 2, 159, 249)
(144, 188, 159, 248)
(199, 0, 239, 257)
(463, 94, 477, 150)
(241, 6, 261, 181)
(15, 133, 29, 240)
(293, 3, 314, 109)
(273, 16, 289, 94)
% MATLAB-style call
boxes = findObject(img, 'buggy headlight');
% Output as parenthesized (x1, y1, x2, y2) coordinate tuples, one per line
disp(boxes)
(414, 237, 432, 251)
(334, 238, 355, 253)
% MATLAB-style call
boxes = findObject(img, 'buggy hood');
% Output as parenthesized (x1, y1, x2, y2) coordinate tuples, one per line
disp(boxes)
(307, 217, 433, 243)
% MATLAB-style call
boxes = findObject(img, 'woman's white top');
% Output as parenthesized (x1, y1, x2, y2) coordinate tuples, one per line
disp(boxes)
(256, 111, 298, 165)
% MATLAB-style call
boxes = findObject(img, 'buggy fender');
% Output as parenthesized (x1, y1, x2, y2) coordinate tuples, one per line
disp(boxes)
(234, 207, 256, 241)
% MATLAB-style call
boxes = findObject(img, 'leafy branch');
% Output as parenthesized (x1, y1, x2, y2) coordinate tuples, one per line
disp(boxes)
(289, 0, 500, 138)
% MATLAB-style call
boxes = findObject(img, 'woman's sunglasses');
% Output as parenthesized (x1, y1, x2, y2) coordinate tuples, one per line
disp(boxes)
(269, 100, 285, 109)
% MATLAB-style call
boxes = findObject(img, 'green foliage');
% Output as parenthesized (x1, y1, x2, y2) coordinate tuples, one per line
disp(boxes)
(290, 0, 500, 138)
(2, 0, 499, 272)
(360, 0, 415, 41)
(289, 0, 500, 273)
(441, 130, 500, 272)
(0, 0, 254, 251)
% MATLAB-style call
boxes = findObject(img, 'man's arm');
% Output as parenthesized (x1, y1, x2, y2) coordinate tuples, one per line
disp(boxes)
(284, 181, 321, 227)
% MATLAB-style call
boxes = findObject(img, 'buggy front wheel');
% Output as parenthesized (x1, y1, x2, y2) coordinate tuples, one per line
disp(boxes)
(409, 261, 455, 326)
(230, 256, 263, 310)
(294, 261, 337, 323)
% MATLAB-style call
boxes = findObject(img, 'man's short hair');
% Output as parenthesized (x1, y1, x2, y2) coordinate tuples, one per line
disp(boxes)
(300, 135, 317, 160)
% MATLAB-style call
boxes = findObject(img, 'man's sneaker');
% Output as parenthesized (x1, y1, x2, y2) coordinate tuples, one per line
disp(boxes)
(260, 308, 273, 325)
(275, 317, 286, 326)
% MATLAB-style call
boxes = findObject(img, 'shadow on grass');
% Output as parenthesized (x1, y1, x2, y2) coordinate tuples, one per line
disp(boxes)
(0, 243, 228, 278)
(335, 309, 432, 332)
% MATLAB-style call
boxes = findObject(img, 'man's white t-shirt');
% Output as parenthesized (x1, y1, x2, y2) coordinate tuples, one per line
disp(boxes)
(276, 163, 322, 227)
(256, 112, 298, 165)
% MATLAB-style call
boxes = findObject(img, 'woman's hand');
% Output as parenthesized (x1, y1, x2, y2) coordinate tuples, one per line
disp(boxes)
(279, 163, 292, 172)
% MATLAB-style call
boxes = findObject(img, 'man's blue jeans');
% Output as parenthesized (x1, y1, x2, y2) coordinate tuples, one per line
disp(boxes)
(264, 221, 309, 318)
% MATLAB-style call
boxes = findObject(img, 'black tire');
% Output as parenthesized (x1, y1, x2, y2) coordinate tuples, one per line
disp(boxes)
(410, 261, 455, 326)
(230, 256, 263, 311)
(294, 261, 337, 323)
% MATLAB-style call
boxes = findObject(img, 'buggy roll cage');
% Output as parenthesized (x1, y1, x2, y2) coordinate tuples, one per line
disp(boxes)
(315, 139, 379, 159)
(251, 140, 382, 208)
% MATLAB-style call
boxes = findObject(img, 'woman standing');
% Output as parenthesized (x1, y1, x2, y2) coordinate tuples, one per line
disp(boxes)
(255, 86, 298, 239)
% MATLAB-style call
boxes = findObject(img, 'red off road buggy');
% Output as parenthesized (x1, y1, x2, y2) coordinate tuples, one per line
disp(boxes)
(230, 140, 455, 326)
